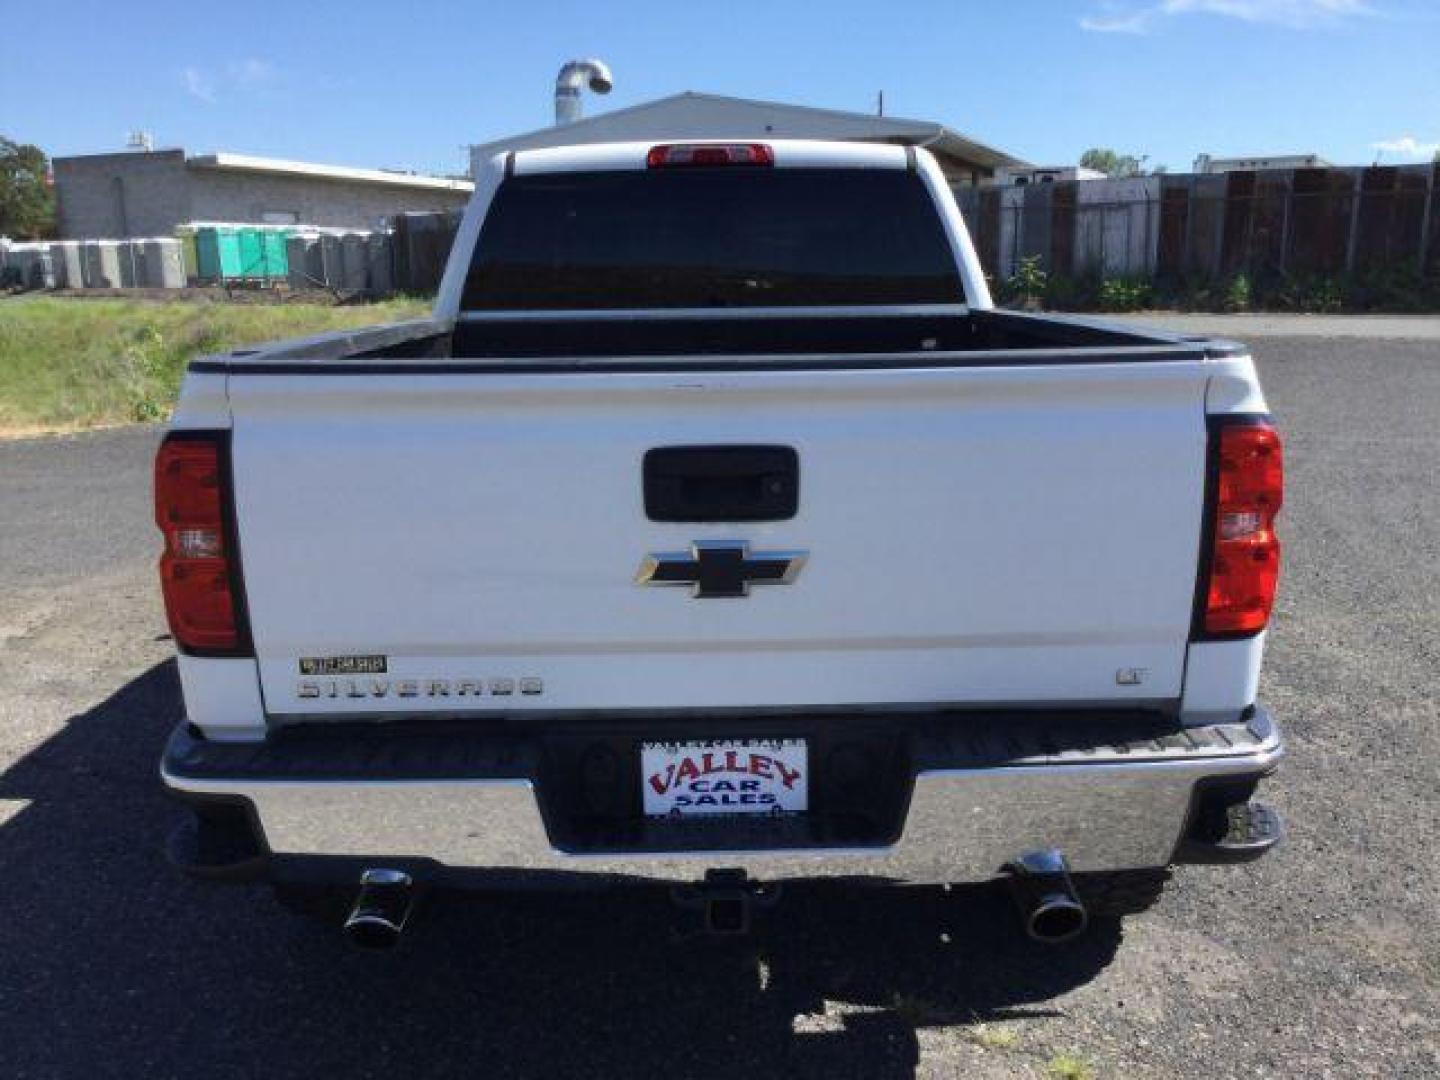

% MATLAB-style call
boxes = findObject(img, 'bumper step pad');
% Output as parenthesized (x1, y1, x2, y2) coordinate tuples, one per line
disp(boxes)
(1177, 798, 1284, 864)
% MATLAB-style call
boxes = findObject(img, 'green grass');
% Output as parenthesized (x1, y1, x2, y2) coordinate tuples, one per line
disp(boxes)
(1047, 1052, 1097, 1080)
(0, 296, 429, 431)
(968, 1023, 1021, 1051)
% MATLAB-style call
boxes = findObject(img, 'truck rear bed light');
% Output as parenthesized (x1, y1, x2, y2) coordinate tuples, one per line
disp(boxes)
(155, 433, 248, 654)
(1199, 418, 1283, 637)
(646, 143, 774, 168)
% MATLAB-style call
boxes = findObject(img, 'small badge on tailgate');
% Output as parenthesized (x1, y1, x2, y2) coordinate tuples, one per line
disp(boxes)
(299, 655, 388, 675)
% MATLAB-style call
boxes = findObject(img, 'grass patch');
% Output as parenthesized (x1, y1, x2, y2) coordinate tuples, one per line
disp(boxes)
(967, 1022, 1021, 1051)
(1047, 1052, 1096, 1080)
(0, 296, 429, 431)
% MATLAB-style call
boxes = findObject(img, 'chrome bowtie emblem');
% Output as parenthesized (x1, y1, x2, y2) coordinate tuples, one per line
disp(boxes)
(636, 541, 807, 599)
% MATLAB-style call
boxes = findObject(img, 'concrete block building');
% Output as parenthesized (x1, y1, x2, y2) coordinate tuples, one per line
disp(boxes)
(53, 149, 473, 239)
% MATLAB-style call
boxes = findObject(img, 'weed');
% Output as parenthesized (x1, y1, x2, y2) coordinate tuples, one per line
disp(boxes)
(1224, 273, 1252, 312)
(1047, 1052, 1097, 1080)
(968, 1023, 1021, 1051)
(1003, 255, 1049, 309)
(1098, 276, 1152, 312)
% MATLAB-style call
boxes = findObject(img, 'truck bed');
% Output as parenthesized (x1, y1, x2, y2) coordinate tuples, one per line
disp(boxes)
(189, 307, 1244, 374)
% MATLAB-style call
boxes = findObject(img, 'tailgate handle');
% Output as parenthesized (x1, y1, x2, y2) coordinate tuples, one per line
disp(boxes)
(643, 445, 798, 522)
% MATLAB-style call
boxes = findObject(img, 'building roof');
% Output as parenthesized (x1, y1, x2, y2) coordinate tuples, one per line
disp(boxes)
(185, 152, 473, 192)
(1193, 152, 1331, 173)
(469, 92, 1027, 173)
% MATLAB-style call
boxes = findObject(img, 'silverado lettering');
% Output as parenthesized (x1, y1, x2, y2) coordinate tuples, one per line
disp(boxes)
(296, 677, 543, 699)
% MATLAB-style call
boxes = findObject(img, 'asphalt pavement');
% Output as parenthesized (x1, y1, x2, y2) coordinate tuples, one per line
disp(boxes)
(0, 321, 1436, 1078)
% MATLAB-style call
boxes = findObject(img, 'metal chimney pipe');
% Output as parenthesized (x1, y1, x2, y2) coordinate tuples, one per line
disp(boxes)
(554, 59, 613, 125)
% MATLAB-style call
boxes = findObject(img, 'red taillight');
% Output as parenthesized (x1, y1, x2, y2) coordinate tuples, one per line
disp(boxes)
(155, 434, 245, 653)
(1201, 419, 1284, 636)
(646, 143, 774, 168)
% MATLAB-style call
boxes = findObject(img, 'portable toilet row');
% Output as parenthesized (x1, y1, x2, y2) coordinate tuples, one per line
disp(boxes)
(2, 237, 184, 289)
(284, 231, 393, 294)
(72, 239, 186, 288)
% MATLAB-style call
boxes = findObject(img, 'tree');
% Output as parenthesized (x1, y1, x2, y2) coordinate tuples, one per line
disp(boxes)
(0, 138, 56, 239)
(1080, 148, 1145, 179)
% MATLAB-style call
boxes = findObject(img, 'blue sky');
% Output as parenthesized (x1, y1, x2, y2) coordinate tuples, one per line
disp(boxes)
(2, 0, 1437, 175)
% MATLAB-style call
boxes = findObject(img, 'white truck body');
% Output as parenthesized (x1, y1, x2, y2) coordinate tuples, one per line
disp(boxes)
(159, 141, 1284, 940)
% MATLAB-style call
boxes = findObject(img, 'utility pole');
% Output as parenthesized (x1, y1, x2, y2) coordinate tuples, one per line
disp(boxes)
(877, 90, 884, 117)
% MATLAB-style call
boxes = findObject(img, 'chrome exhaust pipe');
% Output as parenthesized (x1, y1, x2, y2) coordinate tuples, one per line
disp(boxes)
(343, 869, 415, 950)
(1006, 849, 1088, 944)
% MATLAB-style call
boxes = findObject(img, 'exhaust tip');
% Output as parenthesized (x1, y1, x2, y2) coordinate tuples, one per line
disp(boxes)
(1006, 849, 1089, 945)
(1026, 895, 1089, 944)
(344, 868, 414, 950)
(344, 913, 404, 950)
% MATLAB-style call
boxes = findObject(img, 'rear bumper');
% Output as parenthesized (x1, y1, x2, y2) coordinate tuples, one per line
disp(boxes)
(161, 707, 1283, 886)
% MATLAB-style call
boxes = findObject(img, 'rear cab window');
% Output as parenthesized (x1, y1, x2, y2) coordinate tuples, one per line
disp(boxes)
(462, 167, 961, 311)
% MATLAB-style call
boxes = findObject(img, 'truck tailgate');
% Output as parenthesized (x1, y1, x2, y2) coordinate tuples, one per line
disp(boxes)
(227, 360, 1211, 717)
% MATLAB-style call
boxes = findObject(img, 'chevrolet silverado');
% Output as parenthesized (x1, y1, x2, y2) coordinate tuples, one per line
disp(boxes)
(159, 139, 1285, 947)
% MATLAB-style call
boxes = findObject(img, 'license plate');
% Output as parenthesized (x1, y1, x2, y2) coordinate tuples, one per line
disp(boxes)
(640, 738, 808, 818)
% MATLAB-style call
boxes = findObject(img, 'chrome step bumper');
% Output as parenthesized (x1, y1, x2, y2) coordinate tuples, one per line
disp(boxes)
(161, 708, 1283, 886)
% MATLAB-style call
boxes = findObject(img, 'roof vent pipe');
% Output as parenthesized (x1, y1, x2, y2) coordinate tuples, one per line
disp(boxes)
(554, 59, 613, 125)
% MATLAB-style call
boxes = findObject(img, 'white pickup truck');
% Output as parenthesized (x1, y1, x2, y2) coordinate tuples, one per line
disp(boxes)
(159, 140, 1284, 947)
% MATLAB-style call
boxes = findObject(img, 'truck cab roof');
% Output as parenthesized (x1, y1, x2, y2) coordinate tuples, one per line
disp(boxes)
(493, 139, 917, 176)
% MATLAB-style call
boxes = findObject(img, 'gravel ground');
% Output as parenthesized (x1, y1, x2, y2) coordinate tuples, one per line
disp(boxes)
(0, 324, 1436, 1078)
(1116, 311, 1440, 341)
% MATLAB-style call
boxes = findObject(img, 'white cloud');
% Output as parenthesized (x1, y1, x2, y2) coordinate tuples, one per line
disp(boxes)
(227, 58, 277, 89)
(1082, 0, 1374, 32)
(1371, 135, 1440, 159)
(1081, 11, 1153, 31)
(181, 66, 216, 103)
(180, 59, 279, 103)
(1162, 0, 1372, 24)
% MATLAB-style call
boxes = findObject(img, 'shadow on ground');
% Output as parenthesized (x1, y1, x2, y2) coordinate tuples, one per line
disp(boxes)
(0, 662, 1124, 1078)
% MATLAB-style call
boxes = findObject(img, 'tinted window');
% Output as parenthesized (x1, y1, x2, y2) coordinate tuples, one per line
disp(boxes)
(462, 168, 961, 310)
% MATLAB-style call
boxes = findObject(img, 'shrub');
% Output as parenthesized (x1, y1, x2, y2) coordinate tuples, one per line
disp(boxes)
(1098, 276, 1152, 312)
(1224, 273, 1252, 312)
(1003, 255, 1048, 309)
(1345, 260, 1434, 312)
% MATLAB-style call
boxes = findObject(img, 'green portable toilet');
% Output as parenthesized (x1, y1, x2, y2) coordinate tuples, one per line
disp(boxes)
(237, 228, 268, 281)
(262, 229, 291, 280)
(194, 226, 244, 282)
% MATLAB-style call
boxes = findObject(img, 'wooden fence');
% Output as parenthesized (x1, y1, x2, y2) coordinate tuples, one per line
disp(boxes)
(953, 164, 1440, 284)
